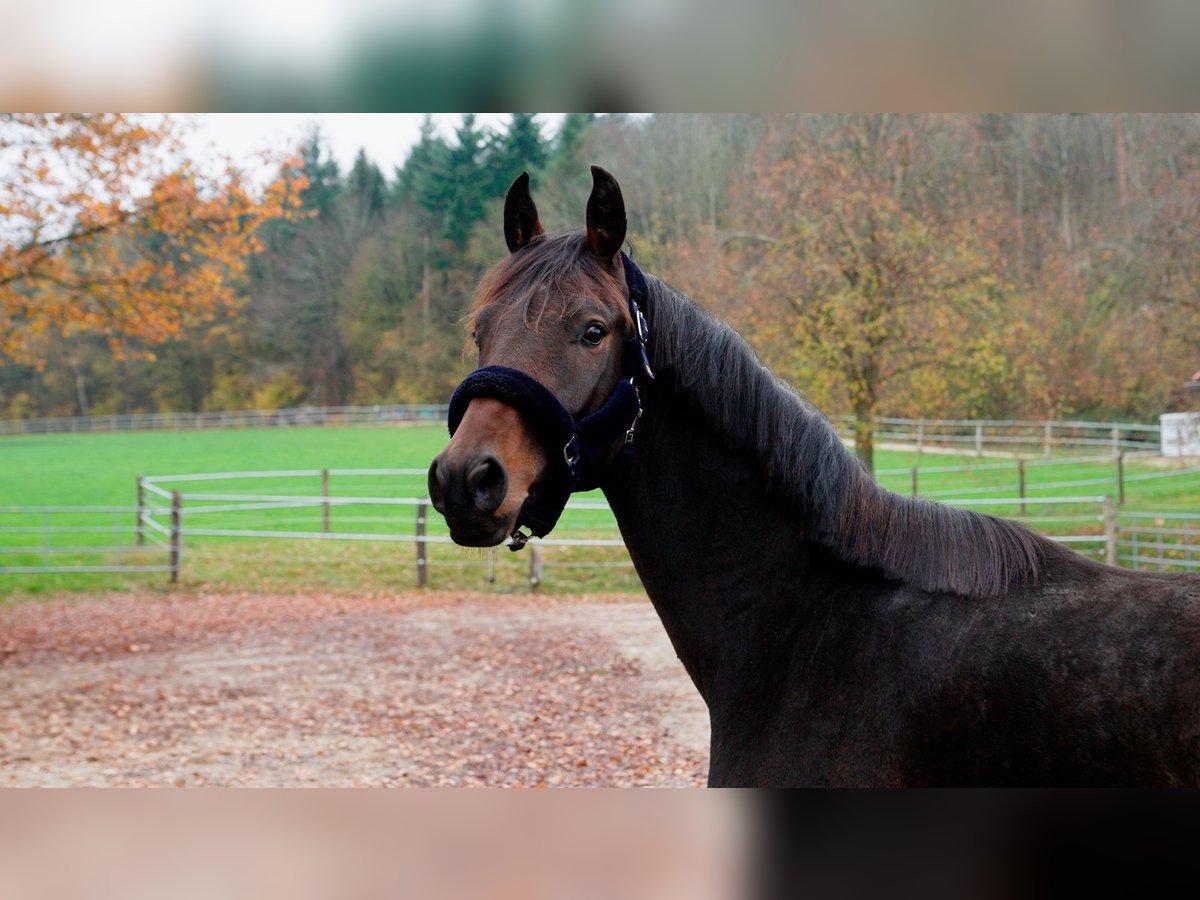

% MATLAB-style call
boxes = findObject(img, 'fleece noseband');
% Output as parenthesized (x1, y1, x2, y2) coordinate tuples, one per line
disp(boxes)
(446, 253, 653, 548)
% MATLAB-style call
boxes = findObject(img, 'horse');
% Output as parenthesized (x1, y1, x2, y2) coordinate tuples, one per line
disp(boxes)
(428, 166, 1200, 787)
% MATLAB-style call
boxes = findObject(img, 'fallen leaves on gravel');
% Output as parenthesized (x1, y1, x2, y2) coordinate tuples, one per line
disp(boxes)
(0, 590, 708, 787)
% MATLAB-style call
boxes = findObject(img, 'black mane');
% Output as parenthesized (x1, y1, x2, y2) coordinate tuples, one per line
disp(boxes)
(642, 273, 1051, 598)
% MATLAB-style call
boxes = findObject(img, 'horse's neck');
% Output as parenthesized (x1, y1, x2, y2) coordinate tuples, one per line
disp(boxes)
(601, 388, 822, 704)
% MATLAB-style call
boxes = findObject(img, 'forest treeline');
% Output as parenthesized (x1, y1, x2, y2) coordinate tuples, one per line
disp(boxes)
(3, 114, 1199, 453)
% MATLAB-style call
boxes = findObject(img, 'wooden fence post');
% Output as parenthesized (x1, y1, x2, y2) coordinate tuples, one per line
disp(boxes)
(1116, 452, 1125, 507)
(1111, 424, 1121, 458)
(169, 490, 182, 584)
(416, 501, 427, 588)
(1018, 460, 1027, 516)
(1043, 421, 1052, 457)
(135, 474, 145, 546)
(321, 469, 331, 533)
(916, 420, 925, 455)
(975, 423, 984, 456)
(910, 466, 918, 497)
(529, 543, 544, 592)
(1103, 495, 1117, 567)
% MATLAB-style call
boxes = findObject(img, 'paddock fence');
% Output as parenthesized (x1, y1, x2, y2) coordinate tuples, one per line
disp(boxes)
(4, 450, 1198, 585)
(0, 404, 449, 435)
(0, 506, 175, 576)
(4, 491, 1197, 586)
(833, 416, 1164, 457)
(874, 453, 1200, 509)
(129, 470, 1196, 586)
(132, 469, 631, 590)
(2, 407, 1181, 457)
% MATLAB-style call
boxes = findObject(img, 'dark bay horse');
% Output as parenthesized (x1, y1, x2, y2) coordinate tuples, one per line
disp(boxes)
(428, 166, 1200, 787)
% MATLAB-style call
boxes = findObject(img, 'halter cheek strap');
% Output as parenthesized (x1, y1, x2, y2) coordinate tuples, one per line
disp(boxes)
(446, 253, 652, 547)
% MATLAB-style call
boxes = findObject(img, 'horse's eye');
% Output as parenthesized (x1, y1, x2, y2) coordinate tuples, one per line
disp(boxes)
(581, 322, 606, 346)
(471, 331, 480, 348)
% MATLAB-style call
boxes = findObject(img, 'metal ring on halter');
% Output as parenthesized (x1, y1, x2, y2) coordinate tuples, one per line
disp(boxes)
(564, 434, 581, 473)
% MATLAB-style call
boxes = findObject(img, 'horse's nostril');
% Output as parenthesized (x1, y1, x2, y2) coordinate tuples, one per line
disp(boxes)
(467, 456, 507, 514)
(427, 458, 446, 513)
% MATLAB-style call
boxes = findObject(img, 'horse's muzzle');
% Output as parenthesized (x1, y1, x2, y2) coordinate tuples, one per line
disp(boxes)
(427, 452, 512, 546)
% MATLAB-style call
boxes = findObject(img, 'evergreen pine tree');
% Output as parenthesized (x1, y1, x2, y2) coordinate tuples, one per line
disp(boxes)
(394, 114, 450, 215)
(347, 147, 386, 218)
(488, 114, 548, 192)
(297, 126, 342, 216)
(440, 114, 490, 248)
(549, 113, 596, 171)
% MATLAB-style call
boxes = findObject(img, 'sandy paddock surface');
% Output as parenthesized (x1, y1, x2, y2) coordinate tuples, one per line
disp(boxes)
(0, 590, 710, 787)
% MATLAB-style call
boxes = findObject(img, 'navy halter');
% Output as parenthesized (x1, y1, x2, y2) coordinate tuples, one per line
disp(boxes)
(446, 253, 653, 548)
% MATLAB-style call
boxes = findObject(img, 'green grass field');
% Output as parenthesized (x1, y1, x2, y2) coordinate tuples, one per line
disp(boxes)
(0, 426, 451, 506)
(2, 425, 1198, 599)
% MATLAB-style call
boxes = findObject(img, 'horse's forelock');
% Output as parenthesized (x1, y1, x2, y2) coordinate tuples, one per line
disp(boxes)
(469, 232, 633, 340)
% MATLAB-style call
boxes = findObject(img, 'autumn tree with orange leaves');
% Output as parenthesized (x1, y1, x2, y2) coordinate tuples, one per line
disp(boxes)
(0, 114, 306, 365)
(721, 114, 1010, 472)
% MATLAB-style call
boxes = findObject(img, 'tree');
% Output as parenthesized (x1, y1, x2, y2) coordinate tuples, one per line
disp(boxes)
(347, 148, 386, 220)
(440, 114, 489, 248)
(725, 114, 1007, 472)
(393, 114, 449, 214)
(296, 126, 342, 216)
(246, 142, 359, 407)
(0, 114, 305, 365)
(486, 114, 548, 193)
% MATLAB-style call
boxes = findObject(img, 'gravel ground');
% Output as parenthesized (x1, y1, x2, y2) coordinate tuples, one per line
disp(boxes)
(0, 590, 710, 787)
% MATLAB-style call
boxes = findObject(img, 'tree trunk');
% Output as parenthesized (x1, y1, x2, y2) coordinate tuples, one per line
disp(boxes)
(421, 231, 431, 328)
(74, 371, 89, 418)
(1015, 115, 1027, 287)
(853, 400, 875, 475)
(1113, 113, 1131, 241)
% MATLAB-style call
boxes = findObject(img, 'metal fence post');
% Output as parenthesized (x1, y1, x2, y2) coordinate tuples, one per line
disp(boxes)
(169, 490, 182, 584)
(135, 474, 145, 546)
(1103, 495, 1117, 567)
(321, 468, 331, 533)
(416, 501, 427, 588)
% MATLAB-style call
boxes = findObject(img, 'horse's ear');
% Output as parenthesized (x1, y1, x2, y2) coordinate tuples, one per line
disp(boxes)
(504, 171, 544, 253)
(585, 165, 626, 263)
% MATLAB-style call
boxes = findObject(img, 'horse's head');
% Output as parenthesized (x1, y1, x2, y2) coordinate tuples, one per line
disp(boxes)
(428, 166, 648, 548)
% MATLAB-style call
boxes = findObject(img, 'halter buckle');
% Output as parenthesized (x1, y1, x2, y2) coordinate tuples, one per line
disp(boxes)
(563, 434, 581, 473)
(625, 381, 643, 444)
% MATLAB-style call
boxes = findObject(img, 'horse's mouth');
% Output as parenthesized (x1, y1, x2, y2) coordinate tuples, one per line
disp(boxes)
(446, 518, 513, 548)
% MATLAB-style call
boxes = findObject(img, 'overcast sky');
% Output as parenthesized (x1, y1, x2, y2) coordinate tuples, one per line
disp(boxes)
(182, 113, 563, 179)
